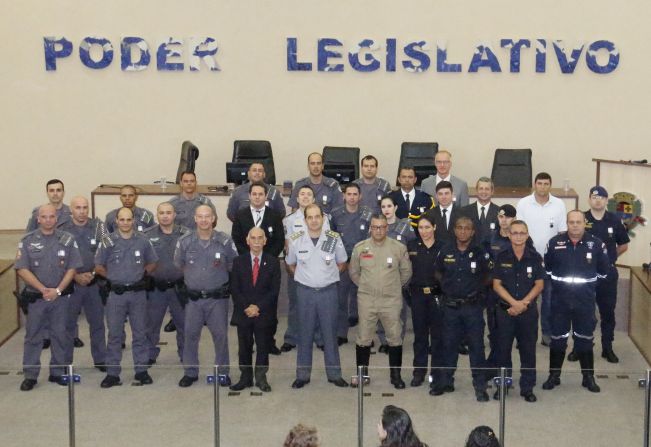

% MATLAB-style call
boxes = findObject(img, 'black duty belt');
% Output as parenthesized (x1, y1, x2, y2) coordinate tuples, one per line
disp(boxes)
(154, 278, 184, 292)
(186, 284, 229, 300)
(110, 279, 147, 295)
(21, 283, 75, 302)
(410, 285, 441, 295)
(444, 293, 479, 308)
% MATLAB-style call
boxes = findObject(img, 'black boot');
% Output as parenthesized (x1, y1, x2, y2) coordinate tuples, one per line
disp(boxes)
(601, 346, 619, 363)
(254, 366, 271, 392)
(230, 367, 253, 391)
(567, 349, 579, 362)
(542, 350, 565, 390)
(352, 345, 371, 387)
(388, 346, 405, 390)
(579, 351, 600, 393)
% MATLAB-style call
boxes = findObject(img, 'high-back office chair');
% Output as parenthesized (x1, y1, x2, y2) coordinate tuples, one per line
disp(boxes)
(491, 148, 533, 187)
(230, 140, 276, 185)
(322, 146, 360, 185)
(397, 142, 438, 186)
(176, 140, 200, 183)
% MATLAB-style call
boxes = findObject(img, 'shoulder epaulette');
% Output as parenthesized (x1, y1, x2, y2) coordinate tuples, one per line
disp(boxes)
(326, 230, 340, 239)
(324, 177, 339, 188)
(141, 209, 153, 224)
(360, 207, 373, 222)
(177, 225, 191, 235)
(21, 230, 37, 242)
(377, 178, 390, 192)
(395, 220, 410, 235)
(330, 206, 345, 217)
(267, 185, 278, 200)
(56, 230, 74, 247)
(198, 195, 210, 205)
(178, 232, 193, 244)
(289, 230, 304, 241)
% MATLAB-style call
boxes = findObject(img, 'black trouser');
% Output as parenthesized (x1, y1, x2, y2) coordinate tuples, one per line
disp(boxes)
(495, 304, 538, 392)
(410, 288, 444, 385)
(236, 320, 272, 374)
(595, 267, 618, 350)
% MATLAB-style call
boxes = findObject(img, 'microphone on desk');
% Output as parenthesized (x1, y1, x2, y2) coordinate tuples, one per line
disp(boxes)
(630, 159, 648, 164)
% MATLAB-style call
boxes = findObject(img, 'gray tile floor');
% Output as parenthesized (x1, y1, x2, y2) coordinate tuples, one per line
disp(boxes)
(0, 233, 649, 447)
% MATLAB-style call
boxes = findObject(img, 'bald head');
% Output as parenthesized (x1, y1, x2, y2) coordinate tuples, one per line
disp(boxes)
(70, 196, 90, 225)
(37, 204, 57, 233)
(157, 202, 176, 228)
(195, 205, 216, 231)
(116, 207, 134, 234)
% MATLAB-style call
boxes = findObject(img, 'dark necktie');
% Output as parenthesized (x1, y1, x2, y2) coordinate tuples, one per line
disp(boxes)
(255, 210, 262, 226)
(252, 256, 259, 286)
(442, 208, 448, 230)
(405, 193, 411, 212)
(480, 206, 486, 225)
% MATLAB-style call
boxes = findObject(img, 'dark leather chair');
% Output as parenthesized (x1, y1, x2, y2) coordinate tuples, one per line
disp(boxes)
(176, 141, 200, 184)
(232, 140, 275, 185)
(491, 149, 532, 187)
(322, 146, 360, 185)
(397, 142, 438, 186)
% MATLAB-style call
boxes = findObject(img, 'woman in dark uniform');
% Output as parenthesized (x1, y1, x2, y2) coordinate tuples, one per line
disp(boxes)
(381, 196, 416, 245)
(407, 214, 444, 388)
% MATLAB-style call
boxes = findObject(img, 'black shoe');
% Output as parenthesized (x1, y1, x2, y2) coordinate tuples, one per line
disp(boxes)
(280, 343, 295, 352)
(269, 345, 282, 356)
(378, 344, 389, 354)
(348, 316, 359, 327)
(256, 374, 272, 392)
(391, 375, 406, 389)
(94, 363, 107, 372)
(218, 375, 231, 387)
(178, 375, 198, 387)
(521, 390, 537, 402)
(134, 371, 153, 385)
(475, 390, 490, 402)
(458, 343, 469, 355)
(542, 374, 561, 390)
(73, 337, 84, 348)
(42, 339, 51, 350)
(316, 345, 324, 351)
(337, 337, 348, 346)
(328, 377, 349, 388)
(602, 349, 619, 363)
(101, 375, 122, 388)
(48, 375, 68, 386)
(20, 379, 37, 391)
(147, 358, 156, 367)
(567, 350, 579, 362)
(410, 375, 425, 387)
(291, 379, 310, 389)
(121, 342, 126, 349)
(429, 384, 454, 396)
(163, 319, 176, 332)
(582, 375, 601, 393)
(230, 378, 253, 391)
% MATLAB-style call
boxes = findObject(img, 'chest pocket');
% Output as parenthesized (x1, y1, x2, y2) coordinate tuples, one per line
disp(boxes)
(319, 249, 335, 264)
(186, 249, 198, 265)
(296, 249, 311, 264)
(359, 253, 375, 268)
(28, 248, 44, 267)
(89, 237, 99, 253)
(108, 249, 122, 264)
(133, 249, 143, 264)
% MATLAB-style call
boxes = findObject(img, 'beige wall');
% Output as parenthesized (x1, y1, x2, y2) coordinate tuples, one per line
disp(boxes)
(2, 0, 650, 263)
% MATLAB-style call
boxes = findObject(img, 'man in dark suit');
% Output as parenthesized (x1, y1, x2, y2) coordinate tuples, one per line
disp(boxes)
(389, 166, 435, 226)
(231, 182, 285, 257)
(461, 177, 500, 245)
(230, 227, 281, 392)
(423, 181, 462, 246)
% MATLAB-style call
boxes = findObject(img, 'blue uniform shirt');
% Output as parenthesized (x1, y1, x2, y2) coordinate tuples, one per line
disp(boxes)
(105, 206, 155, 234)
(287, 176, 344, 214)
(584, 210, 630, 265)
(388, 219, 416, 246)
(352, 177, 391, 213)
(494, 246, 545, 301)
(329, 205, 373, 256)
(407, 239, 443, 287)
(95, 232, 158, 284)
(26, 204, 72, 232)
(144, 224, 189, 282)
(169, 194, 216, 230)
(59, 218, 106, 273)
(436, 242, 490, 299)
(174, 230, 237, 291)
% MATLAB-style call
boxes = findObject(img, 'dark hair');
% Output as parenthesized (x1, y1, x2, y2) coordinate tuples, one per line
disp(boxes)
(418, 214, 436, 229)
(303, 203, 323, 218)
(249, 181, 268, 194)
(380, 405, 428, 447)
(398, 166, 416, 177)
(307, 152, 323, 163)
(180, 171, 197, 180)
(465, 426, 500, 447)
(380, 195, 397, 207)
(120, 184, 137, 194)
(435, 180, 453, 193)
(455, 215, 474, 230)
(46, 179, 64, 190)
(283, 424, 319, 447)
(298, 185, 315, 195)
(361, 155, 378, 167)
(370, 212, 388, 223)
(343, 183, 361, 194)
(534, 172, 552, 183)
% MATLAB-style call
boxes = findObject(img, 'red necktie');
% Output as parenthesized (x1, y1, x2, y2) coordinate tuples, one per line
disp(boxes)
(252, 256, 260, 286)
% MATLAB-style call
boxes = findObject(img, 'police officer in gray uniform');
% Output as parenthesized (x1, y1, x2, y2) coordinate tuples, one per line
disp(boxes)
(144, 202, 189, 365)
(330, 183, 373, 341)
(59, 196, 108, 370)
(15, 204, 82, 391)
(95, 207, 158, 388)
(226, 162, 286, 221)
(352, 155, 391, 213)
(105, 185, 155, 233)
(286, 204, 349, 388)
(169, 171, 217, 229)
(175, 205, 238, 387)
(288, 152, 344, 215)
(26, 179, 72, 232)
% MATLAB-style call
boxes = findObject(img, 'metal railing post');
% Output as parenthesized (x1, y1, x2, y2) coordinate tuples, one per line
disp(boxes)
(357, 365, 364, 447)
(644, 369, 650, 447)
(214, 365, 220, 447)
(498, 367, 506, 447)
(67, 364, 76, 447)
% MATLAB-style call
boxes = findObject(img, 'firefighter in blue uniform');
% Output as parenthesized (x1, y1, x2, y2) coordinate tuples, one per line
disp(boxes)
(542, 210, 609, 393)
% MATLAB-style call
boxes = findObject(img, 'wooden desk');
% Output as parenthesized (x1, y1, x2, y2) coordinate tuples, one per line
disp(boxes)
(468, 187, 578, 210)
(629, 266, 651, 365)
(0, 260, 19, 347)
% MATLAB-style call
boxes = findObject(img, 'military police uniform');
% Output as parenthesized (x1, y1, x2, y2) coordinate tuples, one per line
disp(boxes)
(585, 208, 629, 359)
(542, 231, 609, 392)
(434, 242, 490, 400)
(226, 181, 286, 221)
(349, 236, 412, 388)
(169, 194, 216, 230)
(95, 231, 158, 382)
(26, 204, 72, 232)
(15, 229, 82, 384)
(144, 224, 190, 364)
(281, 210, 330, 349)
(174, 230, 238, 383)
(285, 227, 347, 385)
(105, 206, 155, 233)
(493, 244, 545, 398)
(287, 176, 343, 215)
(330, 205, 373, 338)
(407, 238, 444, 386)
(58, 218, 107, 368)
(352, 177, 391, 213)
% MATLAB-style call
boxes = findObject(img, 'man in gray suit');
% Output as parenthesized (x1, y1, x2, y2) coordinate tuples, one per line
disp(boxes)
(420, 150, 469, 207)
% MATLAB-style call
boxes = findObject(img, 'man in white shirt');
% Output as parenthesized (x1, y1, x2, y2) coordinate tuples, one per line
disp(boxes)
(420, 150, 469, 207)
(516, 172, 567, 346)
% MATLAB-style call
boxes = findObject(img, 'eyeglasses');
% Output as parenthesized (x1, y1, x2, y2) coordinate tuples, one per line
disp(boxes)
(370, 225, 388, 231)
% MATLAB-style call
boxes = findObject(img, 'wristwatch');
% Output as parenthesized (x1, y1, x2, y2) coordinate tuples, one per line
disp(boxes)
(56, 288, 62, 296)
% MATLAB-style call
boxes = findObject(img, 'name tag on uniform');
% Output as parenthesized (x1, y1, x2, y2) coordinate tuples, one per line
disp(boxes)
(608, 227, 613, 234)
(325, 255, 332, 265)
(586, 253, 592, 263)
(265, 200, 270, 207)
(90, 239, 96, 245)
(377, 194, 382, 201)
(490, 223, 495, 230)
(527, 266, 533, 278)
(396, 235, 402, 241)
(135, 250, 141, 256)
(471, 261, 477, 269)
(419, 207, 425, 213)
(268, 226, 273, 233)
(322, 195, 328, 204)
(361, 253, 373, 259)
(215, 253, 221, 259)
(360, 224, 365, 230)
(57, 250, 66, 257)
(387, 257, 393, 267)
(137, 225, 143, 232)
